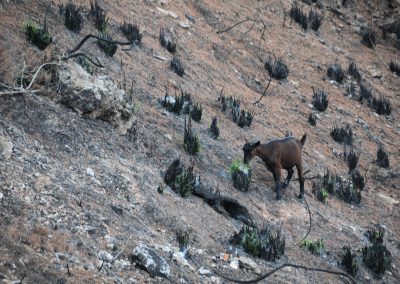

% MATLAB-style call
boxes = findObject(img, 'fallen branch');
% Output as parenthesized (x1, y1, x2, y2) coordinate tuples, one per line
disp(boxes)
(253, 77, 272, 105)
(214, 262, 356, 283)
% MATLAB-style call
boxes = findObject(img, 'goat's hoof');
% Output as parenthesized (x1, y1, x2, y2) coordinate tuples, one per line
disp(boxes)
(298, 193, 304, 199)
(276, 194, 282, 200)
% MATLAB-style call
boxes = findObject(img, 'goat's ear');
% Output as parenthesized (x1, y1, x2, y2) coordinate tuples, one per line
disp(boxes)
(255, 141, 260, 147)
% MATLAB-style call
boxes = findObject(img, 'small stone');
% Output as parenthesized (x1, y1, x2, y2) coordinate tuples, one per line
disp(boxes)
(0, 192, 3, 202)
(164, 134, 172, 141)
(338, 24, 344, 28)
(210, 276, 221, 284)
(132, 243, 170, 278)
(154, 54, 168, 61)
(0, 137, 13, 159)
(156, 7, 179, 19)
(86, 168, 95, 177)
(179, 20, 191, 29)
(229, 257, 239, 269)
(198, 267, 212, 275)
(98, 251, 113, 263)
(239, 256, 261, 274)
(111, 205, 123, 215)
(185, 13, 195, 23)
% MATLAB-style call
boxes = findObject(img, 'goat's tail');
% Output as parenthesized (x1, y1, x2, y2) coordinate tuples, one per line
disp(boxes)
(300, 133, 307, 148)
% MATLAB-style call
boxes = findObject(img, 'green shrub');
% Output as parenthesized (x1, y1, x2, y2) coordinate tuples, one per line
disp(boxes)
(97, 33, 117, 57)
(341, 247, 359, 276)
(300, 239, 325, 255)
(362, 243, 391, 275)
(231, 225, 285, 261)
(184, 116, 201, 155)
(23, 20, 52, 50)
(230, 160, 252, 191)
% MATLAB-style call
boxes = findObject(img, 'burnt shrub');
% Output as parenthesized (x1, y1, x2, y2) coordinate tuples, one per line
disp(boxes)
(164, 159, 197, 197)
(209, 116, 220, 139)
(362, 243, 392, 275)
(230, 160, 252, 192)
(231, 225, 285, 261)
(312, 89, 328, 112)
(376, 145, 390, 168)
(370, 96, 391, 115)
(365, 225, 385, 244)
(90, 0, 108, 32)
(177, 230, 190, 253)
(300, 239, 325, 255)
(312, 182, 328, 203)
(346, 82, 357, 97)
(347, 61, 362, 82)
(171, 56, 185, 77)
(219, 94, 254, 127)
(344, 149, 359, 172)
(190, 103, 202, 122)
(389, 60, 400, 76)
(160, 28, 177, 53)
(308, 9, 323, 31)
(351, 169, 365, 190)
(335, 178, 362, 204)
(23, 20, 52, 50)
(97, 33, 117, 57)
(184, 116, 201, 155)
(161, 92, 184, 114)
(265, 57, 289, 80)
(308, 112, 317, 126)
(120, 22, 142, 43)
(341, 247, 359, 276)
(362, 27, 378, 48)
(330, 125, 353, 145)
(359, 83, 372, 102)
(327, 63, 344, 83)
(289, 3, 308, 29)
(60, 1, 84, 32)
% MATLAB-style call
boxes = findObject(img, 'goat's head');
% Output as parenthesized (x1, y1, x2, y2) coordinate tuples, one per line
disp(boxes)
(242, 141, 260, 164)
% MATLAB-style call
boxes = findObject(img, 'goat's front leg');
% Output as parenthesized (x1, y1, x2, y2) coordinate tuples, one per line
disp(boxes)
(296, 162, 304, 199)
(272, 167, 282, 200)
(282, 168, 294, 189)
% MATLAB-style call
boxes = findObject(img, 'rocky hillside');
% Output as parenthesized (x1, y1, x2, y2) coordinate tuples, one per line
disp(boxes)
(0, 0, 399, 283)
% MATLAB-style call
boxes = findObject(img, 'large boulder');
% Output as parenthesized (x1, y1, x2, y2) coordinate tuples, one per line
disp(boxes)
(131, 243, 170, 278)
(58, 62, 135, 134)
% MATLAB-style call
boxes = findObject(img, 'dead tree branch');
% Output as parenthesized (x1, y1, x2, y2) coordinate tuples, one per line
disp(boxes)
(253, 77, 272, 105)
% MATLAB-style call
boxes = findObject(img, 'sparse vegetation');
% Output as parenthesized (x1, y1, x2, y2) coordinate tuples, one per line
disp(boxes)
(164, 159, 197, 197)
(308, 112, 317, 126)
(171, 56, 185, 77)
(90, 0, 108, 32)
(60, 1, 83, 32)
(120, 22, 142, 43)
(312, 183, 328, 203)
(300, 239, 325, 255)
(376, 145, 390, 168)
(358, 83, 372, 102)
(97, 33, 117, 57)
(160, 28, 177, 53)
(177, 230, 190, 253)
(341, 247, 359, 276)
(347, 61, 362, 82)
(190, 103, 202, 122)
(219, 94, 254, 128)
(231, 225, 285, 261)
(184, 116, 201, 155)
(389, 60, 400, 76)
(23, 20, 52, 50)
(76, 56, 95, 75)
(327, 63, 344, 83)
(308, 9, 323, 31)
(351, 169, 365, 191)
(289, 3, 308, 30)
(362, 243, 392, 275)
(362, 27, 377, 48)
(265, 56, 289, 80)
(365, 226, 385, 244)
(230, 160, 252, 192)
(344, 149, 359, 172)
(370, 95, 392, 115)
(312, 89, 328, 112)
(209, 116, 220, 139)
(330, 125, 353, 145)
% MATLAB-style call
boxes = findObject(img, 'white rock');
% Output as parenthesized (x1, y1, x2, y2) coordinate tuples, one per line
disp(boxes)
(86, 168, 95, 177)
(198, 267, 212, 275)
(164, 134, 172, 141)
(98, 251, 114, 263)
(239, 256, 261, 274)
(156, 7, 178, 19)
(0, 192, 3, 201)
(0, 137, 13, 159)
(179, 20, 191, 29)
(229, 257, 239, 269)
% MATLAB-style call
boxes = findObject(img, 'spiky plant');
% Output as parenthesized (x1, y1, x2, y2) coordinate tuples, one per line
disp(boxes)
(265, 57, 289, 80)
(190, 103, 202, 122)
(312, 89, 328, 112)
(97, 33, 117, 57)
(376, 145, 389, 168)
(362, 27, 377, 48)
(184, 116, 201, 155)
(23, 20, 52, 50)
(308, 112, 317, 126)
(160, 28, 177, 53)
(389, 60, 400, 76)
(370, 96, 391, 115)
(308, 9, 323, 31)
(348, 61, 362, 82)
(327, 63, 344, 83)
(171, 56, 185, 77)
(330, 125, 353, 145)
(90, 0, 108, 32)
(62, 1, 83, 32)
(341, 247, 359, 276)
(120, 22, 142, 43)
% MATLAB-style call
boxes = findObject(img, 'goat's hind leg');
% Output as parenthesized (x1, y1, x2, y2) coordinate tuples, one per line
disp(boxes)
(296, 162, 305, 199)
(282, 168, 294, 189)
(272, 167, 282, 200)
